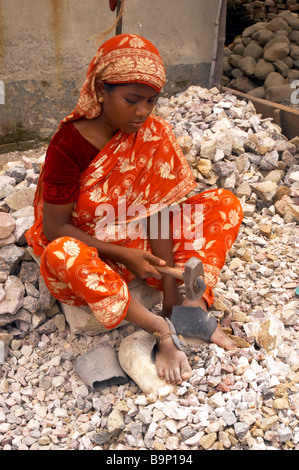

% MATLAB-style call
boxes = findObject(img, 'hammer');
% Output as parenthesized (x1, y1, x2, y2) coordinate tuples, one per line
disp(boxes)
(157, 258, 218, 342)
(156, 257, 206, 301)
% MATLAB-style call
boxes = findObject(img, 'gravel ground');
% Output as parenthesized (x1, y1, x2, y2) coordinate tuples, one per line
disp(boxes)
(0, 85, 298, 451)
(0, 162, 298, 451)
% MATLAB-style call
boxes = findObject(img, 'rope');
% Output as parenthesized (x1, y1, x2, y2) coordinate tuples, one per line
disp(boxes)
(94, 0, 126, 44)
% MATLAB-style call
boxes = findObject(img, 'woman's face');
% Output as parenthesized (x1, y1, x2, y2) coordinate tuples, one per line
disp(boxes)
(99, 83, 159, 135)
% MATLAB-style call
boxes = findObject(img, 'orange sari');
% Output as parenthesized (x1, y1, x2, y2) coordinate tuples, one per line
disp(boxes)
(26, 115, 243, 328)
(25, 34, 243, 329)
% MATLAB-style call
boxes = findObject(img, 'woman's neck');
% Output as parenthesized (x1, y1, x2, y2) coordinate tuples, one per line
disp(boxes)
(73, 117, 118, 151)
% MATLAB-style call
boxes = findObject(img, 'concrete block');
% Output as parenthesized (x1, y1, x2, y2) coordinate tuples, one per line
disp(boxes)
(59, 279, 163, 336)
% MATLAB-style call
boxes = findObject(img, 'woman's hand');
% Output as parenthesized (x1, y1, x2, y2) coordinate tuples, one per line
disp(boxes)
(120, 248, 166, 280)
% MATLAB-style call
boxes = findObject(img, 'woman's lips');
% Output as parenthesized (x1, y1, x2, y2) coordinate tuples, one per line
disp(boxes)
(131, 121, 145, 129)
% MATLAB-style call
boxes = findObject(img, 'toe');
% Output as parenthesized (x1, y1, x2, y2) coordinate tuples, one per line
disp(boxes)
(157, 364, 165, 381)
(181, 362, 192, 381)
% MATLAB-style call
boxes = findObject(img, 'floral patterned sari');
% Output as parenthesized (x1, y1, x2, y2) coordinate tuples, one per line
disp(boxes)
(25, 34, 243, 329)
(25, 113, 243, 329)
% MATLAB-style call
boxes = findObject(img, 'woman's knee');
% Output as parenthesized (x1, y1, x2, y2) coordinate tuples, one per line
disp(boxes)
(217, 189, 243, 221)
(42, 237, 99, 272)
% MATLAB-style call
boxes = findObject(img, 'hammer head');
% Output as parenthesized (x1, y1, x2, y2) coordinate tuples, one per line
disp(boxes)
(183, 257, 206, 301)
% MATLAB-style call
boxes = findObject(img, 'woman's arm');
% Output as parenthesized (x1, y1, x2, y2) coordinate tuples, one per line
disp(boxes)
(43, 201, 166, 279)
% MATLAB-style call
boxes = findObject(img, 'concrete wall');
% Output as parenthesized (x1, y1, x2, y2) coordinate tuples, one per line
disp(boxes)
(0, 0, 221, 150)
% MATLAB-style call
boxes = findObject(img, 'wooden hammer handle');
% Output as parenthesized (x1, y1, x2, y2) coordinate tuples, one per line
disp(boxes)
(156, 265, 184, 281)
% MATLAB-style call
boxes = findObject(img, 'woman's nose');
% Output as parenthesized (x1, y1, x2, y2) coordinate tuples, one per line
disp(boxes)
(135, 100, 150, 118)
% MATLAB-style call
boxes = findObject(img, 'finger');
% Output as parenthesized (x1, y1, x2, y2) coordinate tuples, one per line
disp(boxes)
(146, 266, 163, 280)
(145, 253, 166, 267)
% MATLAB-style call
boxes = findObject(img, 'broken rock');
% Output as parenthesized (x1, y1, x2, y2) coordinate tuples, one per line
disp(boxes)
(257, 317, 285, 352)
(0, 213, 16, 239)
(0, 276, 25, 316)
(250, 181, 278, 203)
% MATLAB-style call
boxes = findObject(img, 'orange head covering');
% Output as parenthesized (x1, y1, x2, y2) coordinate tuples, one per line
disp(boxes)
(61, 34, 166, 125)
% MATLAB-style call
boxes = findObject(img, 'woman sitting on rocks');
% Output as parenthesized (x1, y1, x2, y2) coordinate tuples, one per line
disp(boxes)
(26, 34, 243, 385)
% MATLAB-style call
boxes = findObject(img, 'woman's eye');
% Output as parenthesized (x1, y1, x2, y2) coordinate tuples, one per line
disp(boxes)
(125, 99, 137, 104)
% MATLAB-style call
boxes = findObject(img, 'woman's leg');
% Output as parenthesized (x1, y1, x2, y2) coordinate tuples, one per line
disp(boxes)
(41, 236, 191, 384)
(147, 188, 243, 349)
(40, 237, 130, 329)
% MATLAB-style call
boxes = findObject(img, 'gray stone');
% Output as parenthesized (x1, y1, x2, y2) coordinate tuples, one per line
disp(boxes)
(228, 76, 257, 93)
(13, 216, 35, 245)
(264, 72, 285, 89)
(264, 41, 290, 62)
(266, 17, 289, 32)
(233, 43, 245, 56)
(0, 275, 25, 316)
(277, 427, 292, 443)
(0, 213, 16, 239)
(243, 42, 263, 61)
(234, 422, 250, 439)
(247, 87, 266, 99)
(19, 261, 41, 286)
(222, 411, 237, 426)
(38, 276, 55, 311)
(223, 58, 233, 76)
(258, 30, 275, 46)
(254, 59, 275, 80)
(290, 44, 299, 61)
(287, 69, 299, 81)
(5, 165, 27, 184)
(250, 181, 278, 202)
(0, 184, 16, 200)
(242, 23, 267, 38)
(273, 60, 289, 78)
(4, 186, 36, 211)
(214, 161, 236, 177)
(259, 150, 279, 171)
(239, 56, 256, 77)
(180, 427, 198, 441)
(288, 30, 299, 43)
(0, 244, 25, 275)
(279, 10, 299, 30)
(228, 54, 243, 69)
(265, 84, 293, 103)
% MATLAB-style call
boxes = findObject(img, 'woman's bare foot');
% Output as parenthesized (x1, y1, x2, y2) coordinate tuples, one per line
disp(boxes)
(155, 336, 191, 384)
(210, 325, 238, 351)
(125, 297, 192, 385)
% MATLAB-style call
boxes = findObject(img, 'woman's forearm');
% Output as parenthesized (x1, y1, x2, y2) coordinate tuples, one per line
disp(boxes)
(147, 212, 181, 301)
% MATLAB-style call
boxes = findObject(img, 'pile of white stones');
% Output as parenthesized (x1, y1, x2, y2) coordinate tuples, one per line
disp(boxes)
(157, 85, 299, 222)
(0, 85, 298, 450)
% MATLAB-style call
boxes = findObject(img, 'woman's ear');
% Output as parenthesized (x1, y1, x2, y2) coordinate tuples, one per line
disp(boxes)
(95, 79, 105, 102)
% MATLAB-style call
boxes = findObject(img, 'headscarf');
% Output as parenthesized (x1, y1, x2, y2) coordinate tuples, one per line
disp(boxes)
(60, 34, 166, 125)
